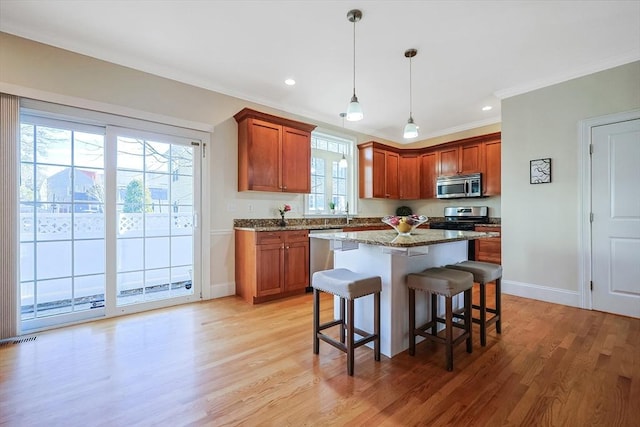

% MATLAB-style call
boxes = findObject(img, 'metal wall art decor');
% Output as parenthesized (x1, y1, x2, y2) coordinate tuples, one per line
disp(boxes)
(530, 158, 551, 184)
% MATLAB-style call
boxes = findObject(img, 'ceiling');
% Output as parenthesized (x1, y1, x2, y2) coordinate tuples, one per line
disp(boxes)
(1, 1, 639, 143)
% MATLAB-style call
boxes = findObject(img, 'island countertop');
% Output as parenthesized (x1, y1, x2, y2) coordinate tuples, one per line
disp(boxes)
(309, 229, 498, 248)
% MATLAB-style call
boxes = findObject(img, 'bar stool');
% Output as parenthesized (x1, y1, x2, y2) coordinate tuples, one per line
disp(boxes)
(312, 268, 381, 376)
(407, 267, 473, 371)
(446, 261, 502, 346)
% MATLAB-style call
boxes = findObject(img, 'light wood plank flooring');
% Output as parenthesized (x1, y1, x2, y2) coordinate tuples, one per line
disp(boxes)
(1, 291, 638, 426)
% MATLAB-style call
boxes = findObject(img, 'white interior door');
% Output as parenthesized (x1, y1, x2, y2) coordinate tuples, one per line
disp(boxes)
(591, 118, 640, 318)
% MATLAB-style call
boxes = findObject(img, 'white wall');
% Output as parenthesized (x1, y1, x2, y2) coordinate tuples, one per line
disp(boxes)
(501, 61, 640, 306)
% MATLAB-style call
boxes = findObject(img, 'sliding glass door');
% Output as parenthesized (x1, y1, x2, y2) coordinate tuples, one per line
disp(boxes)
(19, 115, 201, 330)
(113, 129, 198, 308)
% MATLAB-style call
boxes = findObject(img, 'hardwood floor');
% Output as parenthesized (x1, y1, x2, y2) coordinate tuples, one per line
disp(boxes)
(1, 291, 638, 426)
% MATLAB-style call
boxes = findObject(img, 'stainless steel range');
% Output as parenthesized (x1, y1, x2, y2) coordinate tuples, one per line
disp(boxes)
(429, 206, 490, 259)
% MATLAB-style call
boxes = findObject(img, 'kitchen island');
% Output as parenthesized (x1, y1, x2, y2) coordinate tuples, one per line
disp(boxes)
(309, 229, 497, 358)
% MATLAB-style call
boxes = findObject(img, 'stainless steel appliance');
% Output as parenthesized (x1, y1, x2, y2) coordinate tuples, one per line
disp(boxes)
(429, 206, 490, 260)
(436, 173, 482, 199)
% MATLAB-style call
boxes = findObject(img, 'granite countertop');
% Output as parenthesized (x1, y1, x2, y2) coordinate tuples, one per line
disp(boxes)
(309, 229, 498, 248)
(234, 217, 387, 232)
(233, 217, 500, 232)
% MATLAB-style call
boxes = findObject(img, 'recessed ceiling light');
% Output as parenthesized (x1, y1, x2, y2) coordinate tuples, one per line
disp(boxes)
(482, 105, 493, 111)
(284, 78, 296, 86)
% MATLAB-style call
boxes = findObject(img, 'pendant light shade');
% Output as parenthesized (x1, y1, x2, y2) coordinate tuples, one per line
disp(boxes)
(403, 48, 419, 139)
(403, 117, 419, 139)
(346, 9, 363, 122)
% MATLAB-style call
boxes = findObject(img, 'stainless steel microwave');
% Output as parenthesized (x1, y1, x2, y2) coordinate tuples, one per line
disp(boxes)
(436, 173, 482, 199)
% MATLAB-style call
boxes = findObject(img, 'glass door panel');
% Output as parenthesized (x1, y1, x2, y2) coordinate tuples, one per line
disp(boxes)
(115, 134, 196, 307)
(19, 117, 106, 326)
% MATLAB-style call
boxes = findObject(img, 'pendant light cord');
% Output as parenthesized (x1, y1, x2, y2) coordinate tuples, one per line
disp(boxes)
(409, 55, 413, 118)
(352, 18, 357, 96)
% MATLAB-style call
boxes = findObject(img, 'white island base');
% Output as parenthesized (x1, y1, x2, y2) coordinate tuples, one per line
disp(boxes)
(332, 240, 468, 358)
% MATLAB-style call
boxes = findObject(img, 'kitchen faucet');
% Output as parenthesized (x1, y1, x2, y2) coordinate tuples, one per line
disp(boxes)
(345, 202, 351, 224)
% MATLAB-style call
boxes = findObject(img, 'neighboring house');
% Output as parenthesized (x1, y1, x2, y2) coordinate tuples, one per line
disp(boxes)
(46, 168, 102, 213)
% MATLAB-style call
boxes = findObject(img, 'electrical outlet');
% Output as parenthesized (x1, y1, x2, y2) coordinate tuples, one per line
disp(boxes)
(248, 204, 254, 213)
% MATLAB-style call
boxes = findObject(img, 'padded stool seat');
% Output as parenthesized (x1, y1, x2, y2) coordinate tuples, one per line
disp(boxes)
(446, 261, 502, 346)
(312, 268, 381, 376)
(407, 267, 474, 371)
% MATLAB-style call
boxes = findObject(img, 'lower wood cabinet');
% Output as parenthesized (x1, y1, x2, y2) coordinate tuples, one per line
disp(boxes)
(474, 226, 501, 264)
(235, 229, 309, 304)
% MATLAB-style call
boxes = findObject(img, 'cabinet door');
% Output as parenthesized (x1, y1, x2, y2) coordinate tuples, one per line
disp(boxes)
(256, 243, 284, 297)
(385, 151, 400, 199)
(438, 146, 459, 176)
(420, 151, 437, 198)
(284, 240, 309, 291)
(399, 154, 420, 199)
(474, 226, 501, 264)
(281, 127, 311, 193)
(483, 140, 501, 195)
(459, 143, 482, 174)
(248, 119, 281, 192)
(372, 149, 387, 198)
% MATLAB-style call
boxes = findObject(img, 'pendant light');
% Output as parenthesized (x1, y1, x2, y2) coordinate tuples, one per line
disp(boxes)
(403, 48, 419, 139)
(346, 9, 363, 122)
(338, 112, 348, 168)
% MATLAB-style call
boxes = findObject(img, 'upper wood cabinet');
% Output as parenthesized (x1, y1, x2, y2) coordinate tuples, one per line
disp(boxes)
(420, 151, 437, 199)
(438, 142, 482, 176)
(399, 154, 421, 199)
(483, 138, 501, 196)
(358, 132, 500, 200)
(359, 142, 401, 199)
(234, 108, 316, 193)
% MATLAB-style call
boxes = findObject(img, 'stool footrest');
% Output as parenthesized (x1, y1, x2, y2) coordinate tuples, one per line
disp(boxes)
(318, 319, 343, 331)
(317, 331, 377, 352)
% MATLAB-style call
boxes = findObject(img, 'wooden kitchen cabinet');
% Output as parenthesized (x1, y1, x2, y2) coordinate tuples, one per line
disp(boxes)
(359, 142, 400, 199)
(235, 229, 309, 304)
(474, 226, 501, 264)
(437, 142, 482, 176)
(483, 138, 501, 196)
(358, 132, 500, 200)
(234, 108, 316, 193)
(399, 154, 421, 199)
(420, 151, 437, 198)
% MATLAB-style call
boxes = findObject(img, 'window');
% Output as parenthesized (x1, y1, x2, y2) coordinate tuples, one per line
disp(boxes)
(306, 131, 355, 215)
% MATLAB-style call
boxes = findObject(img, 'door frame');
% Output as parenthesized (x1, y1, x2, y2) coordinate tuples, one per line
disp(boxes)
(578, 108, 640, 310)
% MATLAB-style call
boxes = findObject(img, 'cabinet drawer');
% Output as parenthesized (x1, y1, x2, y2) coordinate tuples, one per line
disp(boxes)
(284, 230, 309, 243)
(256, 232, 284, 245)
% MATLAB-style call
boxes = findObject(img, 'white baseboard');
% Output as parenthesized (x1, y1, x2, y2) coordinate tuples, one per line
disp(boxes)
(209, 281, 235, 299)
(502, 280, 581, 308)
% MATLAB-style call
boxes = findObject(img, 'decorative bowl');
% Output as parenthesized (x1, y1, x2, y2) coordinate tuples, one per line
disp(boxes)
(382, 215, 428, 236)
